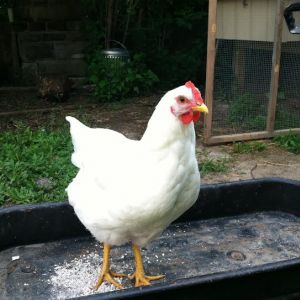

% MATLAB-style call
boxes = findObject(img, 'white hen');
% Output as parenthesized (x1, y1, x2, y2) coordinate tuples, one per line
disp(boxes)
(66, 81, 208, 289)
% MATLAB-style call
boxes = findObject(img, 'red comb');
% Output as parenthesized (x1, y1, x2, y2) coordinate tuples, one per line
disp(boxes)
(185, 81, 203, 103)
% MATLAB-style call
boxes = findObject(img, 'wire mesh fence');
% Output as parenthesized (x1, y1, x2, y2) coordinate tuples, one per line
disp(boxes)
(276, 41, 300, 130)
(204, 0, 300, 144)
(212, 40, 274, 136)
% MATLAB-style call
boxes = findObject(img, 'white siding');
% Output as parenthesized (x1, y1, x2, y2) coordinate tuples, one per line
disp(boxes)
(217, 0, 300, 42)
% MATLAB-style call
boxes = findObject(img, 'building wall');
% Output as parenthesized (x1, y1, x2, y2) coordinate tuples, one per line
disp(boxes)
(10, 0, 87, 83)
(217, 0, 300, 42)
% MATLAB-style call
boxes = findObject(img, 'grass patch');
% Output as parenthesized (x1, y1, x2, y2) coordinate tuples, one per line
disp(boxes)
(273, 133, 300, 154)
(232, 141, 267, 154)
(199, 158, 230, 176)
(0, 126, 76, 206)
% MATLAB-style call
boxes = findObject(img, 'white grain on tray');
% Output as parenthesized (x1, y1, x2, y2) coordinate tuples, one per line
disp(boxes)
(49, 251, 123, 299)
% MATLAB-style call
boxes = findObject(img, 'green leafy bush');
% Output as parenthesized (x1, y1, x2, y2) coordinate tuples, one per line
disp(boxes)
(149, 40, 206, 87)
(88, 52, 158, 102)
(275, 106, 300, 130)
(228, 91, 299, 131)
(81, 0, 208, 91)
(273, 133, 300, 154)
(228, 93, 267, 130)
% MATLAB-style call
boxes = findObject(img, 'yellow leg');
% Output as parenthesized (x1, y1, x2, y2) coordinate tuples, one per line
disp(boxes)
(129, 243, 165, 287)
(94, 243, 126, 290)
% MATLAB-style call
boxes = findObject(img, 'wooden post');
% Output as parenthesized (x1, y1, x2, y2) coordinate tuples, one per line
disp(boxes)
(204, 0, 217, 144)
(266, 0, 284, 133)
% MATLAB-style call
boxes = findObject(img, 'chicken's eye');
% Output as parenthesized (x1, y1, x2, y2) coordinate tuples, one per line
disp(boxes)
(178, 96, 187, 104)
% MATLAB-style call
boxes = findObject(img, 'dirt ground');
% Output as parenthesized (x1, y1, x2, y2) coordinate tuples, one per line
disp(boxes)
(197, 142, 300, 184)
(0, 90, 299, 184)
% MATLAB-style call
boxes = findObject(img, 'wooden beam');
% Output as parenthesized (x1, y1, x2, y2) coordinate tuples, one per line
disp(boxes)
(204, 128, 300, 145)
(0, 104, 98, 117)
(266, 0, 284, 132)
(205, 131, 273, 145)
(204, 0, 217, 143)
(274, 128, 300, 135)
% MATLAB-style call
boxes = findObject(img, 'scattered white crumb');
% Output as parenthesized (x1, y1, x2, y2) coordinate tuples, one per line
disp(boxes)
(49, 252, 122, 299)
(12, 256, 20, 261)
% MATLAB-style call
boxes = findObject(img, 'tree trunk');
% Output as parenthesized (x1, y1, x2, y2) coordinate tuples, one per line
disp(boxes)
(105, 0, 114, 49)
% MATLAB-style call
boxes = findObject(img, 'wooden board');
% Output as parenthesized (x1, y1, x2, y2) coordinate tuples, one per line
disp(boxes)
(204, 0, 217, 143)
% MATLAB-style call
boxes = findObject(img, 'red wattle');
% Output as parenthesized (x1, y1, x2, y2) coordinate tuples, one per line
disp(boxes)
(180, 111, 201, 125)
(180, 111, 193, 124)
(193, 111, 201, 123)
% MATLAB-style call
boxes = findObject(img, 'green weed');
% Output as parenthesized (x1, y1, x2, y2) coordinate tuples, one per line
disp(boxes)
(273, 133, 300, 154)
(228, 93, 267, 131)
(228, 92, 299, 131)
(199, 158, 230, 176)
(232, 141, 267, 154)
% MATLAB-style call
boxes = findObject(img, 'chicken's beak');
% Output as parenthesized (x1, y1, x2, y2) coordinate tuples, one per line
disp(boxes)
(192, 103, 209, 114)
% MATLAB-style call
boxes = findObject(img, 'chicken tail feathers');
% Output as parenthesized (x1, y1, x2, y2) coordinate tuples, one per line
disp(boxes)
(66, 116, 88, 130)
(66, 115, 129, 169)
(66, 116, 90, 168)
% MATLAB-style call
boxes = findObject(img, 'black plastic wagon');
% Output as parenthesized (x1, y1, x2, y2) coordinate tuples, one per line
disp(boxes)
(1, 178, 300, 299)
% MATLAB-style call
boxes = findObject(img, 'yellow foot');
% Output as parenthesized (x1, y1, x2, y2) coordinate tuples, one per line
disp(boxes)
(94, 270, 126, 290)
(128, 272, 165, 287)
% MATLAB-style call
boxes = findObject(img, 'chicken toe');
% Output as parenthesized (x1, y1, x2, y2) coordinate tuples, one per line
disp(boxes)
(95, 270, 125, 290)
(94, 243, 126, 290)
(129, 271, 165, 287)
(130, 243, 165, 287)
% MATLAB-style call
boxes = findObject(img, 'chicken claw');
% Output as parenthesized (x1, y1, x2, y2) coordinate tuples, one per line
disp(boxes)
(95, 270, 125, 290)
(94, 243, 126, 290)
(129, 243, 165, 287)
(129, 272, 165, 287)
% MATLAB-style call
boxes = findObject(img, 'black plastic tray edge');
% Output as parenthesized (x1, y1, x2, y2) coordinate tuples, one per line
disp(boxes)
(1, 177, 300, 251)
(78, 257, 300, 300)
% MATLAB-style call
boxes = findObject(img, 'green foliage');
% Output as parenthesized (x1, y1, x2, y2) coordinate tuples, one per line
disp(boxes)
(275, 105, 300, 130)
(150, 39, 206, 87)
(232, 141, 267, 154)
(81, 0, 208, 89)
(135, 1, 208, 87)
(199, 158, 230, 176)
(228, 93, 267, 130)
(0, 127, 76, 206)
(228, 91, 299, 131)
(0, 0, 14, 20)
(0, 0, 11, 7)
(273, 133, 300, 154)
(0, 1, 7, 20)
(88, 52, 158, 102)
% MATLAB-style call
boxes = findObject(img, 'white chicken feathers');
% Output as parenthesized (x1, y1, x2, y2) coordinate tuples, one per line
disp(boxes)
(66, 84, 201, 247)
